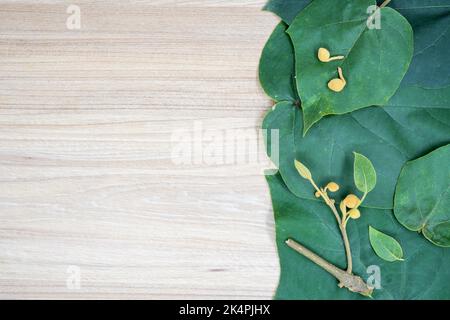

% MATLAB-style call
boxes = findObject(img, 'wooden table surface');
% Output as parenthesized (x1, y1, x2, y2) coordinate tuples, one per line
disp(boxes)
(0, 0, 280, 299)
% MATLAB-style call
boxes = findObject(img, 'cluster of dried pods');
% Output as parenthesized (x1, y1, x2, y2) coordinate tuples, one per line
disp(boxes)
(314, 182, 363, 226)
(317, 47, 347, 92)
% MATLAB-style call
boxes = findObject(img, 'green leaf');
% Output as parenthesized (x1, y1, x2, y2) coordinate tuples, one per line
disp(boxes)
(262, 101, 296, 173)
(267, 173, 450, 299)
(259, 22, 298, 102)
(263, 0, 311, 24)
(262, 0, 450, 209)
(353, 152, 377, 194)
(394, 144, 450, 247)
(287, 0, 414, 134)
(369, 226, 404, 262)
(294, 160, 312, 180)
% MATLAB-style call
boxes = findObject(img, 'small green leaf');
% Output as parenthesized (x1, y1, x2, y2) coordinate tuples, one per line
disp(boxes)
(369, 226, 404, 262)
(294, 160, 312, 180)
(354, 152, 377, 194)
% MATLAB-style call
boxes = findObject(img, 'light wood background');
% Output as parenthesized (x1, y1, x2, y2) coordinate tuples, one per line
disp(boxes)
(0, 0, 280, 299)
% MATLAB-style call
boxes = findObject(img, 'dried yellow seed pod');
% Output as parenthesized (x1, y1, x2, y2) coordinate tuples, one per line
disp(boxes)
(318, 48, 345, 63)
(343, 194, 360, 209)
(328, 79, 346, 92)
(328, 67, 347, 92)
(315, 191, 321, 198)
(318, 48, 331, 62)
(326, 182, 340, 192)
(348, 208, 361, 219)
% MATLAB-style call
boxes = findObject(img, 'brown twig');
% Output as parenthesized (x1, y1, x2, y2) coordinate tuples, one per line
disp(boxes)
(286, 239, 373, 296)
(339, 224, 353, 274)
(380, 0, 392, 8)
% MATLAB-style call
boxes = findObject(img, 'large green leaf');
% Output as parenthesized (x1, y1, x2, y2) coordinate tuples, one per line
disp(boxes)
(287, 0, 414, 134)
(263, 101, 296, 172)
(267, 173, 450, 299)
(259, 22, 298, 102)
(263, 0, 311, 24)
(262, 0, 450, 209)
(394, 144, 450, 247)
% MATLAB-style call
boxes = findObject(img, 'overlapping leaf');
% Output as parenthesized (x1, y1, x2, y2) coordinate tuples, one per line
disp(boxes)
(394, 144, 450, 247)
(288, 0, 414, 133)
(263, 0, 311, 24)
(259, 22, 298, 102)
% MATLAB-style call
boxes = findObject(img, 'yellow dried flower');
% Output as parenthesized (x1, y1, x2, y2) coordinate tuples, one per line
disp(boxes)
(343, 194, 360, 209)
(348, 208, 361, 219)
(326, 182, 340, 192)
(328, 67, 347, 92)
(318, 48, 344, 63)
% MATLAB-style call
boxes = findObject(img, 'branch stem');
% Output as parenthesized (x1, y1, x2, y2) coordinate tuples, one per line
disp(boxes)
(309, 179, 342, 224)
(285, 239, 373, 296)
(339, 224, 353, 274)
(308, 178, 352, 273)
(380, 0, 392, 8)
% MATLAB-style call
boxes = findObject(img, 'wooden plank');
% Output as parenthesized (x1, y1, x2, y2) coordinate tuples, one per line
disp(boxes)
(0, 0, 280, 299)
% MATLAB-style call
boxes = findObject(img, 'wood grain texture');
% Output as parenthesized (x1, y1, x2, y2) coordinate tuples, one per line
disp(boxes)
(0, 0, 281, 299)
